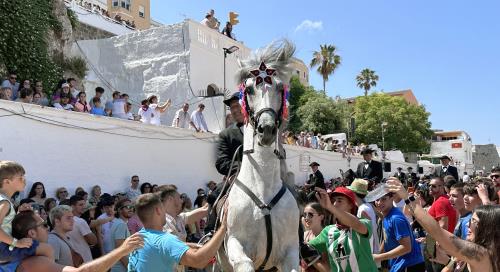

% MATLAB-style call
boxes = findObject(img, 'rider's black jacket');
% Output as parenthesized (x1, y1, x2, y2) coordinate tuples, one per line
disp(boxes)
(215, 122, 244, 176)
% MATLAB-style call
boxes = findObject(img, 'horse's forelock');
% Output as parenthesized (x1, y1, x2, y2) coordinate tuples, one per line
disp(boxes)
(236, 39, 296, 85)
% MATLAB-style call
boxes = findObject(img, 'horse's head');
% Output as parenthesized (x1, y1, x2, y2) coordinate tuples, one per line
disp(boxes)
(236, 40, 295, 147)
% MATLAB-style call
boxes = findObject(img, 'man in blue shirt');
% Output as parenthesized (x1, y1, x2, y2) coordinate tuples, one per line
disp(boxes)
(373, 192, 424, 272)
(449, 183, 472, 240)
(128, 193, 227, 272)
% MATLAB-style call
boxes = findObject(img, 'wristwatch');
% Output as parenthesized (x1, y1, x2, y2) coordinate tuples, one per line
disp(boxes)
(404, 195, 416, 205)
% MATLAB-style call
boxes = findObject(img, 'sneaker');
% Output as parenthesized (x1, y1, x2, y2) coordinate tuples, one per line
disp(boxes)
(300, 244, 321, 267)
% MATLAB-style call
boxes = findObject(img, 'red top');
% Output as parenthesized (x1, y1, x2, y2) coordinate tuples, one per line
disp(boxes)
(428, 195, 457, 233)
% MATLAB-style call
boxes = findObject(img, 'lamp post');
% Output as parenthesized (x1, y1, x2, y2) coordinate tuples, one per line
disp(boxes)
(381, 122, 388, 173)
(381, 122, 388, 152)
(223, 46, 239, 93)
(222, 46, 239, 124)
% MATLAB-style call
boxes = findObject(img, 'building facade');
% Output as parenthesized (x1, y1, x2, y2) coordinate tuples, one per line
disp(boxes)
(290, 57, 309, 86)
(107, 0, 151, 30)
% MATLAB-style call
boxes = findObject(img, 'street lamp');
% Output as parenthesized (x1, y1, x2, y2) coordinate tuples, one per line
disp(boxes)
(381, 122, 388, 173)
(223, 46, 239, 93)
(381, 122, 388, 152)
(223, 46, 239, 123)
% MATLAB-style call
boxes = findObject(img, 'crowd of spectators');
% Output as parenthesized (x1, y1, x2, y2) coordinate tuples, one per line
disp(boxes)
(0, 160, 223, 271)
(1, 160, 500, 271)
(282, 130, 366, 156)
(0, 72, 212, 132)
(299, 165, 500, 272)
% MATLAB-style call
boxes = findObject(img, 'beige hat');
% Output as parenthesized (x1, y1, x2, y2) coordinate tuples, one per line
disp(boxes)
(347, 179, 369, 195)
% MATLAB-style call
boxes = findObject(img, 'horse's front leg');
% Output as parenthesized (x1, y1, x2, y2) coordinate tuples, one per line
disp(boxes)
(278, 245, 300, 272)
(227, 235, 255, 272)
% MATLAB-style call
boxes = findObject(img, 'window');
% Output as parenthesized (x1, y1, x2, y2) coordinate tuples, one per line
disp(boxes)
(119, 0, 130, 10)
(139, 5, 145, 18)
(112, 0, 118, 7)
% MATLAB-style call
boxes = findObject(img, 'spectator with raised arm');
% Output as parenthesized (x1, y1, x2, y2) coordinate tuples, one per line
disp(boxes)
(148, 95, 171, 126)
(12, 210, 144, 272)
(386, 177, 500, 272)
(307, 187, 378, 272)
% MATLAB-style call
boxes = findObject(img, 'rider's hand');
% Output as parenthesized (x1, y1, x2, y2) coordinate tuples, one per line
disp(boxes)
(221, 201, 229, 229)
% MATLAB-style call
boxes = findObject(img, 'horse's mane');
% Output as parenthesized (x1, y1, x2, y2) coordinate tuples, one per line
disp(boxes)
(236, 39, 296, 84)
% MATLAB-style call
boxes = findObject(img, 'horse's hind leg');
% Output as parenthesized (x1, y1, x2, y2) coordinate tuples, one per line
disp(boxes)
(226, 236, 254, 272)
(278, 246, 300, 272)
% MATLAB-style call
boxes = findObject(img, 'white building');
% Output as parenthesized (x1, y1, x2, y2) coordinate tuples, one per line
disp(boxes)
(419, 130, 474, 177)
(73, 19, 250, 133)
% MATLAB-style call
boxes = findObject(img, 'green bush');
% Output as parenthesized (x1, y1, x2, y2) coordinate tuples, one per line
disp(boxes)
(59, 56, 87, 79)
(0, 0, 63, 92)
(67, 8, 79, 30)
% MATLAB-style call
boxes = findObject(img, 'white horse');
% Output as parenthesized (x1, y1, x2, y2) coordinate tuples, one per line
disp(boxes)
(218, 40, 300, 272)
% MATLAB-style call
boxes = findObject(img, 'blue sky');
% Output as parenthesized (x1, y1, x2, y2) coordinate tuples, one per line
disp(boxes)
(150, 0, 500, 145)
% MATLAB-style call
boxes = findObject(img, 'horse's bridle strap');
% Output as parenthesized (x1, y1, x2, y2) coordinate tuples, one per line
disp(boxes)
(234, 179, 287, 271)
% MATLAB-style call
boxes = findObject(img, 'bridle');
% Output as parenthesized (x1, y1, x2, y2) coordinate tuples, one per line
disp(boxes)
(238, 63, 289, 159)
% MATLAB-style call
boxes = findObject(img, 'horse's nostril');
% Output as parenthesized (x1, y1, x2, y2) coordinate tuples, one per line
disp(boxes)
(272, 127, 277, 135)
(257, 125, 264, 133)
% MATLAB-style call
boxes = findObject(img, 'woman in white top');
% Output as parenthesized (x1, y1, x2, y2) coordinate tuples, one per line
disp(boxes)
(147, 95, 171, 126)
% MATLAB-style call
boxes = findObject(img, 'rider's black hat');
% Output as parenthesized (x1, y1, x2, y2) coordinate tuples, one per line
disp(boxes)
(360, 147, 374, 155)
(223, 92, 240, 106)
(309, 162, 320, 167)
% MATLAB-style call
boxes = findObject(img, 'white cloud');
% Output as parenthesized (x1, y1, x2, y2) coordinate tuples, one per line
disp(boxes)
(294, 20, 323, 33)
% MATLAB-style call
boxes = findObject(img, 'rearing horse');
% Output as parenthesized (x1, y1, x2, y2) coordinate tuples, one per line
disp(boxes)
(218, 40, 300, 272)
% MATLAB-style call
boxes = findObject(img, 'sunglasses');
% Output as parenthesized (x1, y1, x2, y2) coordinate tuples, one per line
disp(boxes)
(429, 184, 442, 188)
(490, 174, 499, 179)
(60, 191, 68, 194)
(302, 212, 317, 219)
(10, 76, 17, 79)
(119, 205, 134, 210)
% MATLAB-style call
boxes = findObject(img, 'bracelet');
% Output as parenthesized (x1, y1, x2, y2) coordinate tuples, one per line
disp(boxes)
(9, 238, 17, 251)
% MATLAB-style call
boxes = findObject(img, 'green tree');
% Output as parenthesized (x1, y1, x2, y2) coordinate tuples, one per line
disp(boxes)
(287, 76, 308, 132)
(310, 44, 341, 94)
(353, 93, 432, 152)
(0, 0, 64, 92)
(296, 93, 339, 134)
(356, 68, 379, 96)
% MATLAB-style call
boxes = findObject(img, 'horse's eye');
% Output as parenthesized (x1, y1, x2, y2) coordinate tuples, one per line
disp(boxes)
(245, 86, 254, 95)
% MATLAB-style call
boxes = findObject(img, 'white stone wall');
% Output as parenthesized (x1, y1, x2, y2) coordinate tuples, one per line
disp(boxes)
(73, 20, 250, 133)
(0, 101, 416, 200)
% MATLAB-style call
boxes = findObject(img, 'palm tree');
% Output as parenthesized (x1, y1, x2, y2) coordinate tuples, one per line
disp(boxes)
(310, 44, 341, 94)
(356, 68, 379, 96)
